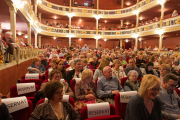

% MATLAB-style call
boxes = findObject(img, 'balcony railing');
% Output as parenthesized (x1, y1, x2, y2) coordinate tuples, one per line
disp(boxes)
(39, 0, 158, 17)
(38, 16, 180, 37)
(0, 45, 45, 70)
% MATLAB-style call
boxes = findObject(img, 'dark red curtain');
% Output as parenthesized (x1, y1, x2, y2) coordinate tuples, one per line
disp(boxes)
(125, 42, 131, 50)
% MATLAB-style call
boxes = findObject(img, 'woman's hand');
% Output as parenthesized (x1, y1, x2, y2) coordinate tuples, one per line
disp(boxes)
(85, 89, 94, 95)
(85, 94, 96, 100)
(31, 68, 40, 73)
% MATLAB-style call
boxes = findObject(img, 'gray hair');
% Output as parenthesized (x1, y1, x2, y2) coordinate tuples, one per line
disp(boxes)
(74, 58, 81, 65)
(103, 66, 111, 73)
(39, 53, 44, 57)
(5, 31, 12, 36)
(52, 54, 58, 58)
(69, 60, 74, 65)
(93, 56, 97, 60)
(87, 53, 91, 56)
(127, 70, 139, 78)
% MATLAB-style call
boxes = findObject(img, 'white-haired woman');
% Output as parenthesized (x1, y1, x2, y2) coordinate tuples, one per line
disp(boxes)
(66, 59, 74, 71)
(124, 70, 140, 91)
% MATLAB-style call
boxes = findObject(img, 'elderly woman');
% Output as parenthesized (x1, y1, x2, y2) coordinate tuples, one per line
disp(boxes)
(141, 62, 159, 76)
(158, 55, 165, 65)
(125, 74, 161, 120)
(82, 58, 90, 70)
(90, 56, 100, 69)
(159, 64, 171, 85)
(75, 69, 96, 103)
(124, 70, 140, 91)
(55, 59, 67, 79)
(39, 69, 74, 98)
(66, 60, 74, 71)
(27, 57, 46, 76)
(49, 50, 59, 59)
(93, 60, 109, 81)
(112, 59, 126, 83)
(30, 81, 80, 120)
(49, 59, 57, 70)
(136, 55, 146, 68)
(66, 58, 83, 85)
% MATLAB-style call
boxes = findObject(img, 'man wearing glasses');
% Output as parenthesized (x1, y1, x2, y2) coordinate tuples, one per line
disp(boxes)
(157, 73, 180, 120)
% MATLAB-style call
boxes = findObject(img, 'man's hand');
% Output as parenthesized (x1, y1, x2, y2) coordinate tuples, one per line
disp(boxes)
(31, 68, 40, 73)
(85, 89, 94, 95)
(111, 90, 120, 94)
(85, 94, 96, 100)
(0, 93, 3, 106)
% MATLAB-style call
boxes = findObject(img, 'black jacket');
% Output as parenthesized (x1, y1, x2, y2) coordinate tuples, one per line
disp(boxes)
(66, 69, 83, 85)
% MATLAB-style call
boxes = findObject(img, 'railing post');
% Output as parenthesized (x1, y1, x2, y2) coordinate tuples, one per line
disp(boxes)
(27, 22, 31, 46)
(121, 0, 124, 8)
(38, 13, 42, 22)
(96, 38, 98, 48)
(38, 36, 41, 48)
(34, 0, 37, 15)
(34, 31, 38, 48)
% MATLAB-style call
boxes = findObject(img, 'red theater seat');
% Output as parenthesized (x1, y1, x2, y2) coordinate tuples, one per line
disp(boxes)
(64, 64, 70, 69)
(10, 85, 39, 98)
(20, 79, 42, 88)
(70, 79, 76, 93)
(85, 115, 120, 120)
(21, 75, 42, 81)
(46, 65, 51, 70)
(121, 77, 128, 88)
(80, 104, 117, 120)
(175, 89, 180, 97)
(10, 99, 33, 120)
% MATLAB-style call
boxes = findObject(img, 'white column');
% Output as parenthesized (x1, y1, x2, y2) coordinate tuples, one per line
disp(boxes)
(69, 0, 72, 12)
(96, 18, 98, 34)
(27, 22, 31, 46)
(9, 6, 17, 41)
(158, 34, 163, 52)
(96, 38, 98, 48)
(69, 17, 71, 31)
(136, 14, 139, 27)
(34, 31, 38, 48)
(120, 20, 123, 28)
(135, 38, 138, 50)
(140, 41, 142, 47)
(120, 39, 122, 48)
(161, 4, 165, 20)
(137, 0, 139, 3)
(38, 36, 41, 48)
(34, 0, 37, 15)
(97, 0, 99, 9)
(69, 37, 71, 47)
(121, 0, 124, 8)
(38, 13, 42, 22)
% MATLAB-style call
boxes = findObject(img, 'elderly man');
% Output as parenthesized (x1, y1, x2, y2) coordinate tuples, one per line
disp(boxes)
(159, 64, 171, 85)
(39, 53, 48, 70)
(81, 44, 89, 52)
(119, 55, 127, 66)
(58, 49, 66, 57)
(2, 32, 15, 43)
(125, 58, 143, 79)
(157, 73, 180, 120)
(96, 50, 101, 58)
(97, 66, 124, 105)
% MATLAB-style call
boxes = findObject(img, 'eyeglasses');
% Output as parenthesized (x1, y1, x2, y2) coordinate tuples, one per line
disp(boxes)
(55, 91, 63, 95)
(53, 76, 60, 79)
(151, 88, 160, 92)
(167, 83, 177, 88)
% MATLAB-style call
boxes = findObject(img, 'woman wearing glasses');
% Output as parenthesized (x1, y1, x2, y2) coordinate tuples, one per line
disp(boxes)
(125, 74, 162, 120)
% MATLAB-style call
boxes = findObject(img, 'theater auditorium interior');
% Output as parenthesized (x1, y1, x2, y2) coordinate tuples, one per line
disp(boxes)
(1, 0, 180, 119)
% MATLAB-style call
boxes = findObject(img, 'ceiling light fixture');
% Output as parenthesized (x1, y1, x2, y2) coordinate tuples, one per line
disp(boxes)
(140, 17, 142, 20)
(18, 32, 21, 36)
(25, 35, 28, 38)
(126, 39, 128, 42)
(6, 26, 10, 30)
(104, 39, 107, 41)
(139, 38, 142, 41)
(105, 21, 107, 23)
(54, 16, 57, 19)
(79, 38, 82, 41)
(53, 37, 56, 40)
(127, 3, 130, 5)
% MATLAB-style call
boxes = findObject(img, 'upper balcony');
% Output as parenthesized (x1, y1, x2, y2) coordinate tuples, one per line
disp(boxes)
(38, 0, 160, 18)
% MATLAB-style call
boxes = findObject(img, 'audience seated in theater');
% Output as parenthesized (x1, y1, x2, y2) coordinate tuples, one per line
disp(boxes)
(110, 53, 115, 63)
(96, 50, 101, 59)
(97, 66, 124, 105)
(55, 59, 67, 79)
(30, 81, 80, 120)
(82, 58, 90, 70)
(27, 57, 46, 76)
(81, 44, 89, 52)
(124, 70, 140, 92)
(174, 45, 180, 51)
(158, 55, 165, 65)
(172, 60, 180, 74)
(136, 55, 146, 68)
(138, 46, 144, 51)
(49, 50, 59, 59)
(0, 93, 13, 120)
(93, 60, 109, 81)
(149, 55, 159, 69)
(125, 58, 143, 79)
(58, 49, 66, 57)
(2, 32, 15, 43)
(119, 54, 128, 66)
(125, 74, 161, 120)
(157, 73, 180, 120)
(66, 60, 74, 71)
(39, 53, 48, 70)
(18, 38, 27, 46)
(161, 46, 168, 51)
(148, 46, 152, 51)
(141, 62, 159, 76)
(159, 64, 171, 85)
(75, 69, 98, 104)
(172, 10, 179, 17)
(72, 53, 78, 60)
(112, 59, 126, 83)
(49, 59, 57, 70)
(86, 53, 92, 63)
(66, 58, 83, 85)
(63, 54, 72, 65)
(144, 46, 148, 51)
(80, 25, 84, 29)
(90, 56, 100, 69)
(131, 24, 135, 28)
(39, 69, 74, 98)
(153, 46, 159, 51)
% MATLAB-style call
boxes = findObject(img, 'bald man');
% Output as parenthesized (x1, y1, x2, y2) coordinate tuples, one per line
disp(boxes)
(96, 66, 124, 105)
(2, 32, 15, 43)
